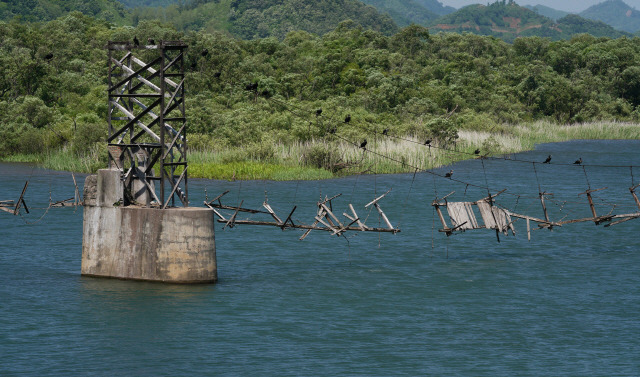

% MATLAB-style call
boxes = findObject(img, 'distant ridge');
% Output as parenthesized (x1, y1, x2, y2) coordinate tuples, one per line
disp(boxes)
(580, 0, 640, 33)
(359, 0, 439, 26)
(429, 1, 629, 41)
(525, 4, 569, 21)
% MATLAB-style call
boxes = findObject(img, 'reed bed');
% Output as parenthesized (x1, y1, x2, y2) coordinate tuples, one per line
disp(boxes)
(5, 121, 640, 180)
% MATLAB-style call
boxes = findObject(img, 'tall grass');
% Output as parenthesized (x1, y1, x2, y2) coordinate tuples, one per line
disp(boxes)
(5, 121, 640, 180)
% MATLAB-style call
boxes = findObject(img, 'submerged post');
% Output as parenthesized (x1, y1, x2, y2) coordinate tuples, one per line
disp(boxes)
(81, 40, 217, 283)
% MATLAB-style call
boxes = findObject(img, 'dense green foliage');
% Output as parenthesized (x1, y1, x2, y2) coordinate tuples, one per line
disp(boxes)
(116, 0, 178, 7)
(525, 4, 569, 21)
(580, 0, 640, 33)
(430, 1, 628, 41)
(3, 13, 640, 173)
(0, 0, 128, 23)
(226, 0, 397, 39)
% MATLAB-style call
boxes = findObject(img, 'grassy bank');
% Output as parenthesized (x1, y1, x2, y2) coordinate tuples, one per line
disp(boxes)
(3, 121, 640, 180)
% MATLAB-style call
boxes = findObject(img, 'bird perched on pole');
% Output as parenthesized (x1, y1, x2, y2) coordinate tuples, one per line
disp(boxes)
(543, 155, 551, 164)
(445, 170, 453, 178)
(574, 157, 582, 165)
(424, 139, 431, 146)
(360, 139, 367, 149)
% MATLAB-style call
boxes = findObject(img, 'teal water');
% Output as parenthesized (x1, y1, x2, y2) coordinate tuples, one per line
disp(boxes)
(1, 140, 639, 376)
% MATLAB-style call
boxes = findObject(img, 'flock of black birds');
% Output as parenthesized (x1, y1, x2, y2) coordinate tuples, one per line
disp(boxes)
(121, 37, 590, 173)
(543, 155, 583, 165)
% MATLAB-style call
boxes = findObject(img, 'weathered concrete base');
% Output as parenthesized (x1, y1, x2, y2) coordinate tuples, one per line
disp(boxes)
(81, 169, 217, 283)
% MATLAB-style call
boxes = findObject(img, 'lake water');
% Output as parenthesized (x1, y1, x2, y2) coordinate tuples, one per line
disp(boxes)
(1, 140, 639, 376)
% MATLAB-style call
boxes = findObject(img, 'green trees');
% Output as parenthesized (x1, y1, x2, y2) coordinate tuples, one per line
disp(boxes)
(2, 14, 640, 162)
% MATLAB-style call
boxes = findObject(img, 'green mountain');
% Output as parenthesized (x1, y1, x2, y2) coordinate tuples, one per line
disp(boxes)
(525, 4, 569, 21)
(580, 0, 640, 33)
(430, 1, 628, 41)
(359, 0, 439, 26)
(132, 0, 398, 39)
(414, 0, 455, 15)
(116, 0, 177, 7)
(0, 0, 129, 23)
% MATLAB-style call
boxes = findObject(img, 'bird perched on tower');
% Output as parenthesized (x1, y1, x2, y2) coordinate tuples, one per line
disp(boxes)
(445, 170, 453, 178)
(543, 155, 551, 164)
(574, 157, 582, 165)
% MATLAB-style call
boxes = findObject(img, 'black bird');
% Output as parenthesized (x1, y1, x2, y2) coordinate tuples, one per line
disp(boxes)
(190, 61, 197, 69)
(424, 139, 431, 145)
(316, 109, 322, 116)
(445, 170, 453, 178)
(213, 71, 221, 78)
(543, 155, 552, 164)
(148, 38, 155, 45)
(474, 149, 480, 155)
(344, 114, 351, 123)
(382, 128, 388, 136)
(360, 139, 367, 149)
(201, 48, 209, 57)
(244, 82, 258, 91)
(574, 157, 582, 165)
(328, 127, 337, 134)
(133, 36, 139, 46)
(44, 53, 53, 60)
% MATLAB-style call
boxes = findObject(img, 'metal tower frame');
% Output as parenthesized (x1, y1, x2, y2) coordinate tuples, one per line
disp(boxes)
(106, 40, 188, 208)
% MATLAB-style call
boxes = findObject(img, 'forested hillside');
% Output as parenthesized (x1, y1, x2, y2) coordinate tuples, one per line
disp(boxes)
(359, 0, 438, 26)
(130, 0, 398, 38)
(2, 12, 640, 163)
(580, 0, 640, 33)
(0, 0, 128, 23)
(525, 4, 569, 21)
(430, 1, 628, 41)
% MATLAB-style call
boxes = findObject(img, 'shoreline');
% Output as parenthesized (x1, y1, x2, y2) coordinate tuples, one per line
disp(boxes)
(3, 121, 640, 181)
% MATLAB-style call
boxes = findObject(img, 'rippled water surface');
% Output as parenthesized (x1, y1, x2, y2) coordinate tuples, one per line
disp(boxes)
(1, 140, 639, 376)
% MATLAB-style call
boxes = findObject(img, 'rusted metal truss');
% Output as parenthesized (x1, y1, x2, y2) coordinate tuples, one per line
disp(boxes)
(107, 40, 188, 208)
(204, 190, 400, 239)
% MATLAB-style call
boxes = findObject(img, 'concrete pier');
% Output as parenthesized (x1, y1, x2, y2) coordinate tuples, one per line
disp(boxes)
(81, 169, 217, 283)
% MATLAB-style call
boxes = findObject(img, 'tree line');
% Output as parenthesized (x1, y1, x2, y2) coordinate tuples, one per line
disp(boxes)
(1, 13, 640, 160)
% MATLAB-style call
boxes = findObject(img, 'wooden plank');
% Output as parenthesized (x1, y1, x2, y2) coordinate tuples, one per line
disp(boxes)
(374, 203, 394, 230)
(206, 190, 230, 206)
(263, 202, 283, 224)
(320, 203, 343, 228)
(204, 201, 227, 221)
(220, 219, 400, 233)
(223, 200, 243, 230)
(365, 188, 392, 208)
(345, 204, 368, 231)
(432, 191, 455, 205)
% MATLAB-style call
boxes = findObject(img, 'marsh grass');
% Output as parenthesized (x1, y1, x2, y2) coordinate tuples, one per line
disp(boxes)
(5, 121, 640, 180)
